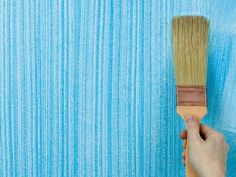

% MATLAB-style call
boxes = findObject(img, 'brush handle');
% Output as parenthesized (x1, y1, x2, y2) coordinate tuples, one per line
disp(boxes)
(177, 106, 207, 177)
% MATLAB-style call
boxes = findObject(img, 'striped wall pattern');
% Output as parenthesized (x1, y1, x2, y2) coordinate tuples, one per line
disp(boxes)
(0, 0, 236, 176)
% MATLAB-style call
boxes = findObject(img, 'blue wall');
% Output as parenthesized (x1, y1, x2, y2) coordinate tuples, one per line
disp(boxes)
(0, 0, 236, 176)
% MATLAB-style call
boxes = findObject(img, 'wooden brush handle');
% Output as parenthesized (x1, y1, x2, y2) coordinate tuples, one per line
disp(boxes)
(177, 106, 207, 177)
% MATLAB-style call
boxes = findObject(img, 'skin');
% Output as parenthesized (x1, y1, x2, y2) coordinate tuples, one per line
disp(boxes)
(180, 115, 229, 177)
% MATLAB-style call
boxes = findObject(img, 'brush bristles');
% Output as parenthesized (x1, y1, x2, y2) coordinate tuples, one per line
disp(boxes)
(172, 16, 209, 86)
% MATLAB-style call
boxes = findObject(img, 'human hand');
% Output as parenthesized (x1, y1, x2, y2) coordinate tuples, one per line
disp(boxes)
(180, 116, 229, 177)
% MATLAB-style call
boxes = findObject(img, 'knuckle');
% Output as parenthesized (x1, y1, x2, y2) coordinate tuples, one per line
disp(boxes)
(218, 133, 224, 139)
(213, 132, 225, 141)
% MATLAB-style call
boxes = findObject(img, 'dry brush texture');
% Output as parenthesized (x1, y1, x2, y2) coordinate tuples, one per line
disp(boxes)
(172, 16, 209, 86)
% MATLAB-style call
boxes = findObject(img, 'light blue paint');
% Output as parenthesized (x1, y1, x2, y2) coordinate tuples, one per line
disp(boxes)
(0, 0, 235, 176)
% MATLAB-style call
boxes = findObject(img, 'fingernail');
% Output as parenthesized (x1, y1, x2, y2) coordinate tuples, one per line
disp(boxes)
(186, 115, 194, 123)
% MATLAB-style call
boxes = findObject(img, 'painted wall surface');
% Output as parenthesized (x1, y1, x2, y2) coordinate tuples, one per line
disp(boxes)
(0, 0, 236, 176)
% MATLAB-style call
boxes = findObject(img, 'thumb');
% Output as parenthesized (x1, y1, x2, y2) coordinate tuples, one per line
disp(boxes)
(185, 115, 201, 143)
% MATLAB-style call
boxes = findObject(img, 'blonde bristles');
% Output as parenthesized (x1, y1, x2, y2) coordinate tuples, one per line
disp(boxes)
(172, 16, 209, 85)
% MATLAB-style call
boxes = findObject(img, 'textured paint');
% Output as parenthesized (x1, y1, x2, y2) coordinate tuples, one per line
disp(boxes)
(0, 0, 236, 177)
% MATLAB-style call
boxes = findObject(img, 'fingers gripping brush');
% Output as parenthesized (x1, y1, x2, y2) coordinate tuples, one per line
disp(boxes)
(172, 16, 209, 177)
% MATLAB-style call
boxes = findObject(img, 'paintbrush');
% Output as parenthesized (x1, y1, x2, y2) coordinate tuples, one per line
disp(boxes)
(172, 16, 209, 177)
